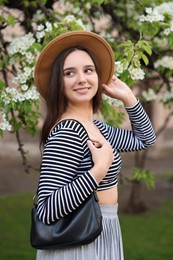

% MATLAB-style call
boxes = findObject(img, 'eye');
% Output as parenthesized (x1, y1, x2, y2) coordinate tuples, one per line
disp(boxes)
(64, 70, 75, 77)
(85, 67, 95, 74)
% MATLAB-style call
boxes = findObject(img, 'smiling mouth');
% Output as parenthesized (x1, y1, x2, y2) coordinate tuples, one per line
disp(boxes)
(74, 87, 91, 94)
(74, 87, 91, 91)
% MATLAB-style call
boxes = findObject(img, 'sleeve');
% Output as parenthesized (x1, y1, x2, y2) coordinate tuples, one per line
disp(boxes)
(37, 128, 98, 224)
(106, 100, 156, 152)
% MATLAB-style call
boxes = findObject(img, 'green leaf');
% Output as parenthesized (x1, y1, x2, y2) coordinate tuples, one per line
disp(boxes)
(142, 54, 149, 65)
(0, 129, 3, 138)
(119, 40, 133, 48)
(40, 0, 47, 4)
(22, 0, 30, 7)
(101, 99, 125, 127)
(126, 50, 134, 61)
(7, 14, 16, 26)
(0, 80, 5, 90)
(142, 45, 152, 56)
(0, 0, 8, 4)
(131, 168, 155, 189)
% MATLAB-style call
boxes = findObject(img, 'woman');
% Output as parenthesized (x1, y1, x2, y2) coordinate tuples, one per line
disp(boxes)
(34, 31, 156, 260)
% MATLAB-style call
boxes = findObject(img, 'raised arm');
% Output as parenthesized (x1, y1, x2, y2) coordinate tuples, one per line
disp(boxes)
(106, 100, 156, 152)
(102, 76, 156, 152)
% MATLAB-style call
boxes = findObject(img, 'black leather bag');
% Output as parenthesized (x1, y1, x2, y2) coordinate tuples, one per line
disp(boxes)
(30, 191, 102, 250)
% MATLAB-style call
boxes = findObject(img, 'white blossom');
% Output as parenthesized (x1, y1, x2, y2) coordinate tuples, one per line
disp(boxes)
(21, 84, 28, 91)
(3, 85, 39, 103)
(139, 11, 164, 23)
(129, 67, 145, 80)
(24, 86, 39, 100)
(26, 52, 35, 64)
(73, 7, 80, 13)
(45, 22, 52, 32)
(154, 37, 168, 49)
(160, 87, 173, 103)
(0, 114, 12, 131)
(6, 87, 17, 95)
(64, 15, 76, 23)
(154, 2, 173, 17)
(154, 56, 173, 70)
(163, 28, 171, 35)
(1, 91, 10, 105)
(146, 8, 152, 14)
(163, 24, 173, 35)
(36, 30, 45, 42)
(33, 10, 45, 22)
(115, 61, 124, 76)
(4, 87, 18, 102)
(62, 15, 85, 29)
(15, 92, 25, 102)
(12, 67, 33, 85)
(142, 88, 157, 101)
(139, 2, 173, 26)
(76, 19, 86, 29)
(3, 96, 11, 105)
(86, 3, 91, 9)
(8, 33, 35, 55)
(54, 22, 58, 28)
(37, 24, 44, 31)
(103, 95, 123, 107)
(0, 121, 12, 131)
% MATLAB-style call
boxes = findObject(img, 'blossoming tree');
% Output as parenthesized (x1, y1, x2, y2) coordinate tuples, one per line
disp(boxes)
(0, 0, 173, 211)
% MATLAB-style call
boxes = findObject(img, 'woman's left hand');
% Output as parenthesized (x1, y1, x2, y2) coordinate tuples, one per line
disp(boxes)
(102, 75, 137, 107)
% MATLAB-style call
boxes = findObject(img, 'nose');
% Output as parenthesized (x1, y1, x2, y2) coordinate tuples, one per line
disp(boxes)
(77, 72, 86, 85)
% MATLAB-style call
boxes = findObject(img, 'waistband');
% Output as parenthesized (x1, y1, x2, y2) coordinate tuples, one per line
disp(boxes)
(99, 204, 118, 216)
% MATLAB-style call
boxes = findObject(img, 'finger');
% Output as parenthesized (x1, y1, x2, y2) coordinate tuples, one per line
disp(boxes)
(102, 83, 107, 89)
(90, 140, 102, 148)
(102, 84, 110, 92)
(87, 139, 103, 149)
(112, 75, 117, 81)
(90, 138, 107, 147)
(87, 139, 95, 150)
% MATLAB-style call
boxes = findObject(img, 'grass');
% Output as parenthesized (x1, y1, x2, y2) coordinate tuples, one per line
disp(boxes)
(0, 193, 173, 260)
(120, 201, 173, 260)
(0, 193, 36, 260)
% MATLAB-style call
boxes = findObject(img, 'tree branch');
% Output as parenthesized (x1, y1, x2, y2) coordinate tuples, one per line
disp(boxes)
(36, 0, 60, 21)
(135, 0, 146, 11)
(15, 127, 40, 173)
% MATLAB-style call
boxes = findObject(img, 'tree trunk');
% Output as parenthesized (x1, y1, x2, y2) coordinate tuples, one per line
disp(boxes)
(124, 181, 148, 214)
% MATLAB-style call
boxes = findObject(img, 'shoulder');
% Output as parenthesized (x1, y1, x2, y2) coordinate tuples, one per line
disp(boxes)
(46, 119, 89, 145)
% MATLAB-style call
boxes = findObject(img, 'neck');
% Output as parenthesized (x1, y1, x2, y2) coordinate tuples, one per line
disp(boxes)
(62, 103, 94, 123)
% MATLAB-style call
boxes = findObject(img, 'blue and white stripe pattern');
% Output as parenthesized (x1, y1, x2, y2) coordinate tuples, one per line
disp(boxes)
(37, 101, 156, 224)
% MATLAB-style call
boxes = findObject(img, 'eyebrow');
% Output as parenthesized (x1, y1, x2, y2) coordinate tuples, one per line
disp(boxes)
(63, 65, 95, 71)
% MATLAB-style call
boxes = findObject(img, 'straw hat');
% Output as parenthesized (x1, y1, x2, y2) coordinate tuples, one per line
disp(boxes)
(34, 30, 115, 99)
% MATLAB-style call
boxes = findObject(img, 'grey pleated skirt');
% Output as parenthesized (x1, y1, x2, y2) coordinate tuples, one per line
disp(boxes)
(36, 204, 124, 260)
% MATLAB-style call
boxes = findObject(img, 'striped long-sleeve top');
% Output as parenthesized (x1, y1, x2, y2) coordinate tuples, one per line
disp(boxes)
(37, 101, 156, 224)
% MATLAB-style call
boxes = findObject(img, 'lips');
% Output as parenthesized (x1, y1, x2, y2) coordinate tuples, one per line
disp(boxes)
(74, 87, 91, 94)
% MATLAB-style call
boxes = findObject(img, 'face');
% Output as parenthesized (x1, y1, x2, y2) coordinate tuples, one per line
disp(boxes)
(63, 50, 99, 108)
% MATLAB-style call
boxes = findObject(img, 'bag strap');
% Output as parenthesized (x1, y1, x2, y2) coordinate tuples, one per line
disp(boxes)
(32, 192, 38, 208)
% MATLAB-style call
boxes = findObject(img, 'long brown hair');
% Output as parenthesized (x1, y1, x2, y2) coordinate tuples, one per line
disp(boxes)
(40, 46, 102, 146)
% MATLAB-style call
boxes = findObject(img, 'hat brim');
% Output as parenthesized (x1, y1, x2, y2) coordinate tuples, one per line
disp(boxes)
(34, 30, 115, 99)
